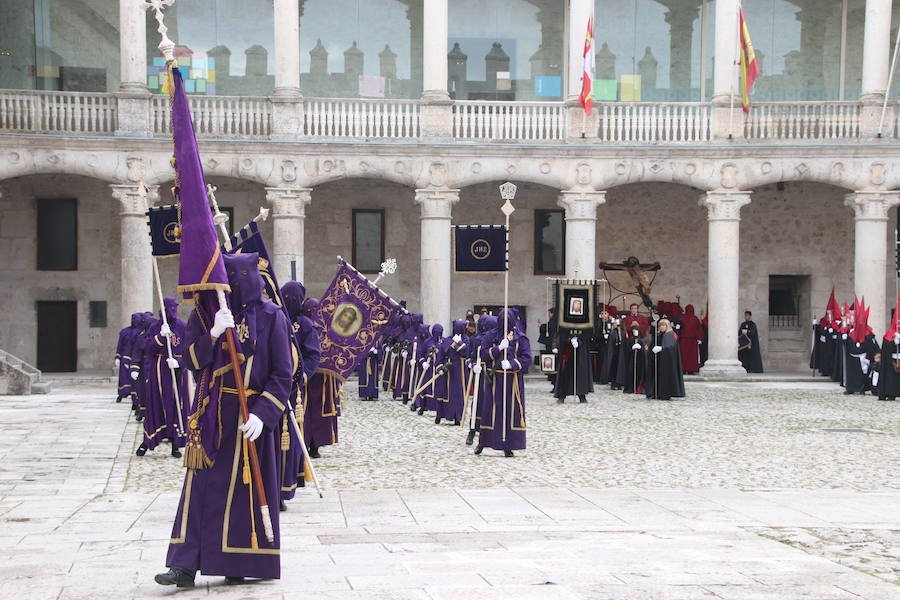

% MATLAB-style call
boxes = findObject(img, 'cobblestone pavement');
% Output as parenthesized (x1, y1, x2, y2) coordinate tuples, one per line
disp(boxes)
(0, 380, 898, 599)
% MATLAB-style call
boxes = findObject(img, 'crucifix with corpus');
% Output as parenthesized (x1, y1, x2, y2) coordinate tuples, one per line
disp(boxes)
(599, 256, 661, 308)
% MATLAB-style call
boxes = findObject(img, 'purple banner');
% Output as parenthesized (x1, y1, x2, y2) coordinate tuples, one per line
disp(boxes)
(313, 259, 400, 381)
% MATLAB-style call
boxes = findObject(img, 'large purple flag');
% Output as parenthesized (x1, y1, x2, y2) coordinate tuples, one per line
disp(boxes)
(172, 67, 229, 299)
(314, 259, 401, 381)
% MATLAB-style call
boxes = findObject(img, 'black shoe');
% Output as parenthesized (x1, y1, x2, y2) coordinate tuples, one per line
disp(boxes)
(578, 395, 587, 403)
(308, 446, 320, 459)
(474, 446, 484, 455)
(171, 445, 182, 458)
(116, 396, 122, 403)
(135, 413, 143, 422)
(402, 397, 409, 405)
(417, 407, 425, 416)
(454, 419, 461, 426)
(434, 416, 441, 424)
(136, 443, 148, 457)
(154, 567, 195, 588)
(224, 576, 245, 585)
(465, 429, 476, 446)
(556, 398, 564, 404)
(279, 500, 287, 512)
(843, 390, 853, 395)
(410, 404, 417, 412)
(504, 450, 514, 457)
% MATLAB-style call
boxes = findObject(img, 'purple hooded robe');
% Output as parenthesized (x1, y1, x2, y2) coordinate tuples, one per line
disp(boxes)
(437, 320, 469, 423)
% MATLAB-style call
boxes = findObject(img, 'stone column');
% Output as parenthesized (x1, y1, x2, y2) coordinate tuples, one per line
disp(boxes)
(420, 0, 452, 138)
(266, 187, 312, 284)
(845, 191, 900, 335)
(565, 0, 597, 139)
(111, 184, 155, 328)
(116, 0, 151, 136)
(700, 190, 751, 375)
(558, 189, 606, 280)
(415, 188, 459, 328)
(665, 6, 698, 95)
(860, 0, 894, 136)
(711, 0, 741, 140)
(271, 0, 303, 138)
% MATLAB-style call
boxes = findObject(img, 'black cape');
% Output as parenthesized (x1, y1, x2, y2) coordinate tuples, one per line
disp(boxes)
(878, 339, 900, 400)
(600, 327, 623, 387)
(737, 320, 764, 373)
(644, 330, 685, 400)
(554, 331, 593, 398)
(843, 333, 878, 393)
(621, 334, 645, 394)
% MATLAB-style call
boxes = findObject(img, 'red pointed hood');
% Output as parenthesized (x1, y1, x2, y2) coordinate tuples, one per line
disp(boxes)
(821, 288, 841, 327)
(885, 296, 900, 341)
(850, 297, 872, 344)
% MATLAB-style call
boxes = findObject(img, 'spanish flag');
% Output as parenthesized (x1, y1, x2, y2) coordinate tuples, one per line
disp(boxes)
(579, 15, 594, 115)
(739, 8, 760, 113)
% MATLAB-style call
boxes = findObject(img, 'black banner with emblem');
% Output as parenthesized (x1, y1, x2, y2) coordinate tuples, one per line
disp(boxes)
(453, 225, 507, 273)
(146, 204, 180, 257)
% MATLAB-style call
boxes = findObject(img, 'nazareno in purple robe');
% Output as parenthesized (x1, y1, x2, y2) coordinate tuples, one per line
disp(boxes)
(166, 253, 293, 580)
(136, 298, 188, 451)
(418, 324, 445, 412)
(357, 345, 380, 400)
(115, 313, 142, 400)
(477, 310, 531, 452)
(411, 323, 431, 410)
(437, 320, 469, 424)
(301, 297, 339, 451)
(129, 312, 156, 413)
(469, 315, 498, 433)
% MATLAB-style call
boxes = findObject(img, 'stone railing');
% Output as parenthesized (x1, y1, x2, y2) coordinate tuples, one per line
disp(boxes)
(0, 89, 117, 134)
(151, 95, 272, 138)
(302, 98, 420, 139)
(744, 101, 862, 141)
(596, 102, 710, 143)
(453, 101, 566, 141)
(0, 348, 50, 395)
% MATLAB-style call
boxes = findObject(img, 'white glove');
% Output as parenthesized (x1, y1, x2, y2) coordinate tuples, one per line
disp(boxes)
(571, 337, 579, 349)
(114, 358, 120, 369)
(603, 334, 609, 340)
(741, 329, 748, 335)
(166, 357, 179, 370)
(842, 333, 848, 340)
(409, 359, 416, 366)
(239, 413, 264, 442)
(861, 358, 870, 374)
(675, 324, 681, 330)
(472, 364, 483, 374)
(422, 361, 430, 370)
(498, 338, 509, 351)
(160, 323, 172, 337)
(894, 333, 900, 345)
(631, 343, 641, 350)
(130, 371, 138, 381)
(452, 334, 462, 343)
(819, 336, 826, 343)
(401, 350, 408, 358)
(812, 319, 818, 326)
(652, 346, 662, 354)
(370, 348, 378, 355)
(828, 328, 834, 333)
(552, 348, 558, 354)
(501, 359, 512, 370)
(210, 308, 235, 339)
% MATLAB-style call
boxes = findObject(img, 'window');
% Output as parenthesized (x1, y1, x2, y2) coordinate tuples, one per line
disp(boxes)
(534, 209, 564, 275)
(89, 301, 108, 328)
(37, 198, 77, 270)
(352, 209, 385, 273)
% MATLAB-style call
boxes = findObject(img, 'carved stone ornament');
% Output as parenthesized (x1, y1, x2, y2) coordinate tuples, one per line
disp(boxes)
(720, 163, 738, 189)
(575, 162, 592, 185)
(699, 191, 751, 221)
(126, 156, 144, 182)
(281, 159, 297, 182)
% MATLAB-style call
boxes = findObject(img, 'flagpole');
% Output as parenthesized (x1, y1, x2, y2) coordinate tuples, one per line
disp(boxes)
(729, 3, 741, 138)
(499, 183, 516, 447)
(878, 20, 900, 137)
(151, 257, 186, 436)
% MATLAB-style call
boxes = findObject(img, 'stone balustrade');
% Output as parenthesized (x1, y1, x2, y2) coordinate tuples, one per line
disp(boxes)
(2, 88, 899, 144)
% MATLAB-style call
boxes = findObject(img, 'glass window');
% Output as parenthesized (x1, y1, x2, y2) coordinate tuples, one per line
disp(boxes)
(742, 0, 844, 101)
(0, 0, 120, 91)
(353, 209, 384, 273)
(448, 0, 564, 101)
(37, 198, 77, 271)
(145, 0, 274, 96)
(299, 0, 422, 98)
(595, 0, 705, 102)
(534, 209, 564, 275)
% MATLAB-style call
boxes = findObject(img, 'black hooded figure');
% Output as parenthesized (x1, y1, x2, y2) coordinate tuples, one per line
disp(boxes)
(644, 318, 685, 400)
(737, 311, 764, 373)
(591, 309, 614, 383)
(554, 327, 593, 403)
(620, 322, 646, 394)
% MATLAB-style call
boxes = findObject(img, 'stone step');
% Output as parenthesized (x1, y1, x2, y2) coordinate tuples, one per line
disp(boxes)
(30, 381, 52, 394)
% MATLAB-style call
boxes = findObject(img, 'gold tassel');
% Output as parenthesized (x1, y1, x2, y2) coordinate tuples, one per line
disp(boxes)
(281, 417, 290, 451)
(161, 60, 177, 96)
(241, 437, 251, 485)
(303, 460, 313, 483)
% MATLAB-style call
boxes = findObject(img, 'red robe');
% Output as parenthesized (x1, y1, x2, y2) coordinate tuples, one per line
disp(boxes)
(678, 305, 704, 373)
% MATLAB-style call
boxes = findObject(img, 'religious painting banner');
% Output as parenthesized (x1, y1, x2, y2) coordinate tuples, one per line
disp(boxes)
(314, 259, 402, 381)
(147, 204, 181, 257)
(453, 225, 507, 273)
(554, 279, 598, 331)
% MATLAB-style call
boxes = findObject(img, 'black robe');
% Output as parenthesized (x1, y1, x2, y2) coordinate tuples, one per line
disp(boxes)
(600, 327, 623, 387)
(699, 324, 708, 367)
(843, 333, 878, 393)
(621, 333, 645, 394)
(812, 324, 838, 376)
(737, 320, 764, 373)
(591, 318, 613, 383)
(554, 331, 593, 398)
(830, 328, 845, 383)
(878, 339, 900, 400)
(644, 330, 685, 400)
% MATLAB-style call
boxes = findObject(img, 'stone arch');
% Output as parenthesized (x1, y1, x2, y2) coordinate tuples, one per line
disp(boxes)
(0, 149, 125, 184)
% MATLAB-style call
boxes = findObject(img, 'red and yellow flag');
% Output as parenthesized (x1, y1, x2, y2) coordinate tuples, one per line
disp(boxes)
(739, 8, 760, 113)
(579, 15, 594, 115)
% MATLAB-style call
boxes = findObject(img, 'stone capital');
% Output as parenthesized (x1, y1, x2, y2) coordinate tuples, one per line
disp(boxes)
(110, 183, 158, 216)
(415, 188, 459, 219)
(699, 190, 751, 221)
(557, 190, 606, 221)
(265, 187, 312, 218)
(844, 191, 900, 221)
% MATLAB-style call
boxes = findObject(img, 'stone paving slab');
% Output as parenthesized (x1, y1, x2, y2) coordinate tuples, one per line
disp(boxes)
(0, 382, 898, 599)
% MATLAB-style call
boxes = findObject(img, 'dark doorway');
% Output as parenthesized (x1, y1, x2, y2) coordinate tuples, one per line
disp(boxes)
(37, 301, 77, 372)
(768, 275, 808, 328)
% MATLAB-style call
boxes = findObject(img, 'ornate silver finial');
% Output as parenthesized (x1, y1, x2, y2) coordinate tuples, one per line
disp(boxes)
(253, 206, 271, 223)
(207, 184, 228, 226)
(143, 0, 177, 61)
(373, 257, 397, 285)
(499, 181, 517, 216)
